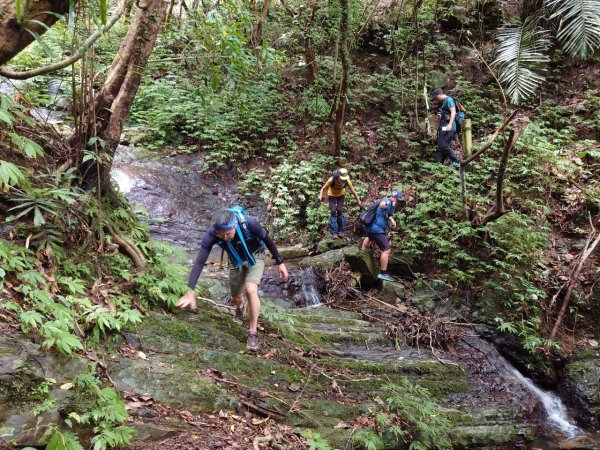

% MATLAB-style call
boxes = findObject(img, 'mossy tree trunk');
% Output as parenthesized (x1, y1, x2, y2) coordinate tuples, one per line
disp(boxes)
(332, 0, 349, 159)
(74, 0, 167, 200)
(0, 0, 71, 65)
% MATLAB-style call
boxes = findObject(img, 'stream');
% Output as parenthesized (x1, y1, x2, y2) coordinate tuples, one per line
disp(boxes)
(109, 144, 600, 447)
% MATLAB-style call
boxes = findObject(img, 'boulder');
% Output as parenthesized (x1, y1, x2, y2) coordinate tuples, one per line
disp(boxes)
(559, 349, 600, 429)
(381, 281, 407, 304)
(0, 334, 89, 447)
(316, 237, 350, 254)
(300, 248, 346, 270)
(342, 246, 379, 287)
(279, 244, 310, 260)
(407, 279, 450, 314)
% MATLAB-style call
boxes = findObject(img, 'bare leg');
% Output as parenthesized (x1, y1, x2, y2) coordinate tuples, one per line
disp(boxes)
(245, 282, 260, 333)
(361, 237, 370, 249)
(231, 294, 243, 308)
(380, 249, 391, 271)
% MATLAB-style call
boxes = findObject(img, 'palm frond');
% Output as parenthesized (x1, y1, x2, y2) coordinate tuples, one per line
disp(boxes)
(492, 17, 551, 105)
(548, 0, 600, 59)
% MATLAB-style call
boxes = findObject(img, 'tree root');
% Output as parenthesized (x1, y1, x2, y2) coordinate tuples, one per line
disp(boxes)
(104, 222, 146, 270)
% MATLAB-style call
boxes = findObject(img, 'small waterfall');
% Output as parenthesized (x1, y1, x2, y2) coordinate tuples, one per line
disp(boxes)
(503, 360, 582, 438)
(293, 267, 323, 307)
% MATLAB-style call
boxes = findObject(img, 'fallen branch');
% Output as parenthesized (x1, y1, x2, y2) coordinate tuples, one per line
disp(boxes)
(195, 295, 236, 311)
(548, 226, 600, 343)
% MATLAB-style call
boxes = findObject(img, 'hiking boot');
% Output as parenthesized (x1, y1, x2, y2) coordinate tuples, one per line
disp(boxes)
(246, 332, 260, 352)
(234, 306, 244, 324)
(378, 272, 396, 282)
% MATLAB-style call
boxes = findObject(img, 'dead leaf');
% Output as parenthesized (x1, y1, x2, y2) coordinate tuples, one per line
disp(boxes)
(252, 417, 270, 425)
(137, 351, 147, 359)
(334, 421, 351, 429)
(125, 401, 145, 410)
(60, 382, 74, 390)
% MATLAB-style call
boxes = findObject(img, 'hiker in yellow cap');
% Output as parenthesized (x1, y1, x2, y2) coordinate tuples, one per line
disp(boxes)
(318, 168, 361, 237)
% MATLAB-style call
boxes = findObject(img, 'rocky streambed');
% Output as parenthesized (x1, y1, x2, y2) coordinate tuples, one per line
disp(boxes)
(2, 144, 599, 449)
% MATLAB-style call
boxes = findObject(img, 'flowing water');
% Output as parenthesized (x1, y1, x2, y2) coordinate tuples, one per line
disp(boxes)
(507, 364, 581, 438)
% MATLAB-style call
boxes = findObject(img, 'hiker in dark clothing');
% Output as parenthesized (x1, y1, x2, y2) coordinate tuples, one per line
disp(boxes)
(432, 87, 460, 167)
(177, 208, 289, 352)
(361, 191, 404, 282)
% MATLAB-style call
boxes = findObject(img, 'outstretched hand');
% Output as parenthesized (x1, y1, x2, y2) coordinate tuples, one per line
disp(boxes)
(278, 263, 289, 281)
(176, 291, 197, 310)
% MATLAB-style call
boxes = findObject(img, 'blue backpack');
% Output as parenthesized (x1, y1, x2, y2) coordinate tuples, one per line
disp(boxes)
(216, 206, 264, 268)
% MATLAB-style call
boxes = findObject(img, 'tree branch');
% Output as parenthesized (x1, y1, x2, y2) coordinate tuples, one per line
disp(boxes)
(0, 1, 128, 80)
(461, 110, 519, 166)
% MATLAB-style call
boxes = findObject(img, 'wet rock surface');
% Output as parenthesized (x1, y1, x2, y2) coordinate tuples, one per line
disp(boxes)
(560, 349, 600, 429)
(111, 145, 268, 250)
(0, 335, 89, 446)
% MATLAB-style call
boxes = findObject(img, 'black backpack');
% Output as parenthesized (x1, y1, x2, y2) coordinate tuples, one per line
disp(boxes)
(360, 201, 379, 226)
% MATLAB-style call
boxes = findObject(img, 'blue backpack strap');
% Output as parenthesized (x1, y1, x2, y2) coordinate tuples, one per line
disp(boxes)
(227, 206, 259, 267)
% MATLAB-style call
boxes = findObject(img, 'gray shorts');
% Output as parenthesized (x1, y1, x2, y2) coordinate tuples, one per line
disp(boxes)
(229, 255, 265, 296)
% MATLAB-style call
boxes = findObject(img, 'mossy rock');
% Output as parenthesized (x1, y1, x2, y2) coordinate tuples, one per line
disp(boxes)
(107, 355, 234, 413)
(316, 237, 348, 254)
(449, 423, 535, 447)
(343, 246, 379, 287)
(301, 248, 346, 270)
(380, 280, 407, 304)
(279, 244, 310, 260)
(559, 349, 600, 429)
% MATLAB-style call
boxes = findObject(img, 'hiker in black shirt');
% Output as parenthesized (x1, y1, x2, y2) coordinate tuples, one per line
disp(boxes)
(177, 208, 288, 352)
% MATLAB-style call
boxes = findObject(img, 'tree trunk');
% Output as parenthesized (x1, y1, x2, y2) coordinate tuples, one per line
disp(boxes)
(0, 0, 70, 65)
(332, 0, 349, 159)
(254, 0, 271, 50)
(76, 0, 167, 198)
(303, 2, 318, 86)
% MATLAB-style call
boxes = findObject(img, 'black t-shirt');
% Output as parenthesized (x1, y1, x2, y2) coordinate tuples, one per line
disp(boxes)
(187, 217, 283, 289)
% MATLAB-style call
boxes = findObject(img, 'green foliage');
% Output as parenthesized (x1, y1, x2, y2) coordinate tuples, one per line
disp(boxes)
(299, 430, 338, 450)
(33, 370, 135, 450)
(261, 300, 296, 325)
(353, 378, 451, 450)
(239, 155, 342, 239)
(352, 429, 384, 450)
(6, 187, 80, 227)
(547, 0, 600, 60)
(493, 17, 551, 105)
(63, 371, 136, 450)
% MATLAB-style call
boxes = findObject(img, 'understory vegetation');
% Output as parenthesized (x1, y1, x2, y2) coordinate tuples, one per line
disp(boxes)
(1, 0, 600, 448)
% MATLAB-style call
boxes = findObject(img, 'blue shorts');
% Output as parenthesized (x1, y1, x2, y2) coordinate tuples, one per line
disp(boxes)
(366, 232, 391, 251)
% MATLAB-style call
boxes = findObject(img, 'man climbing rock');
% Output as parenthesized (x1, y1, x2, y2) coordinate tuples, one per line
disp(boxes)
(176, 208, 289, 352)
(318, 168, 362, 237)
(361, 191, 404, 282)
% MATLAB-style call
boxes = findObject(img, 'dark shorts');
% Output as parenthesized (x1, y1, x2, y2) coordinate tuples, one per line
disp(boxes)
(366, 232, 391, 251)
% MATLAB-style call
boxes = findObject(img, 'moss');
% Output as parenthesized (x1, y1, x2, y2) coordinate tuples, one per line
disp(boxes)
(0, 372, 50, 405)
(315, 357, 464, 376)
(202, 350, 304, 386)
(450, 424, 535, 446)
(139, 311, 246, 353)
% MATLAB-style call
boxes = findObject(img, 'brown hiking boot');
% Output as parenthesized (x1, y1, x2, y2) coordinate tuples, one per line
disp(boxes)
(246, 332, 260, 352)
